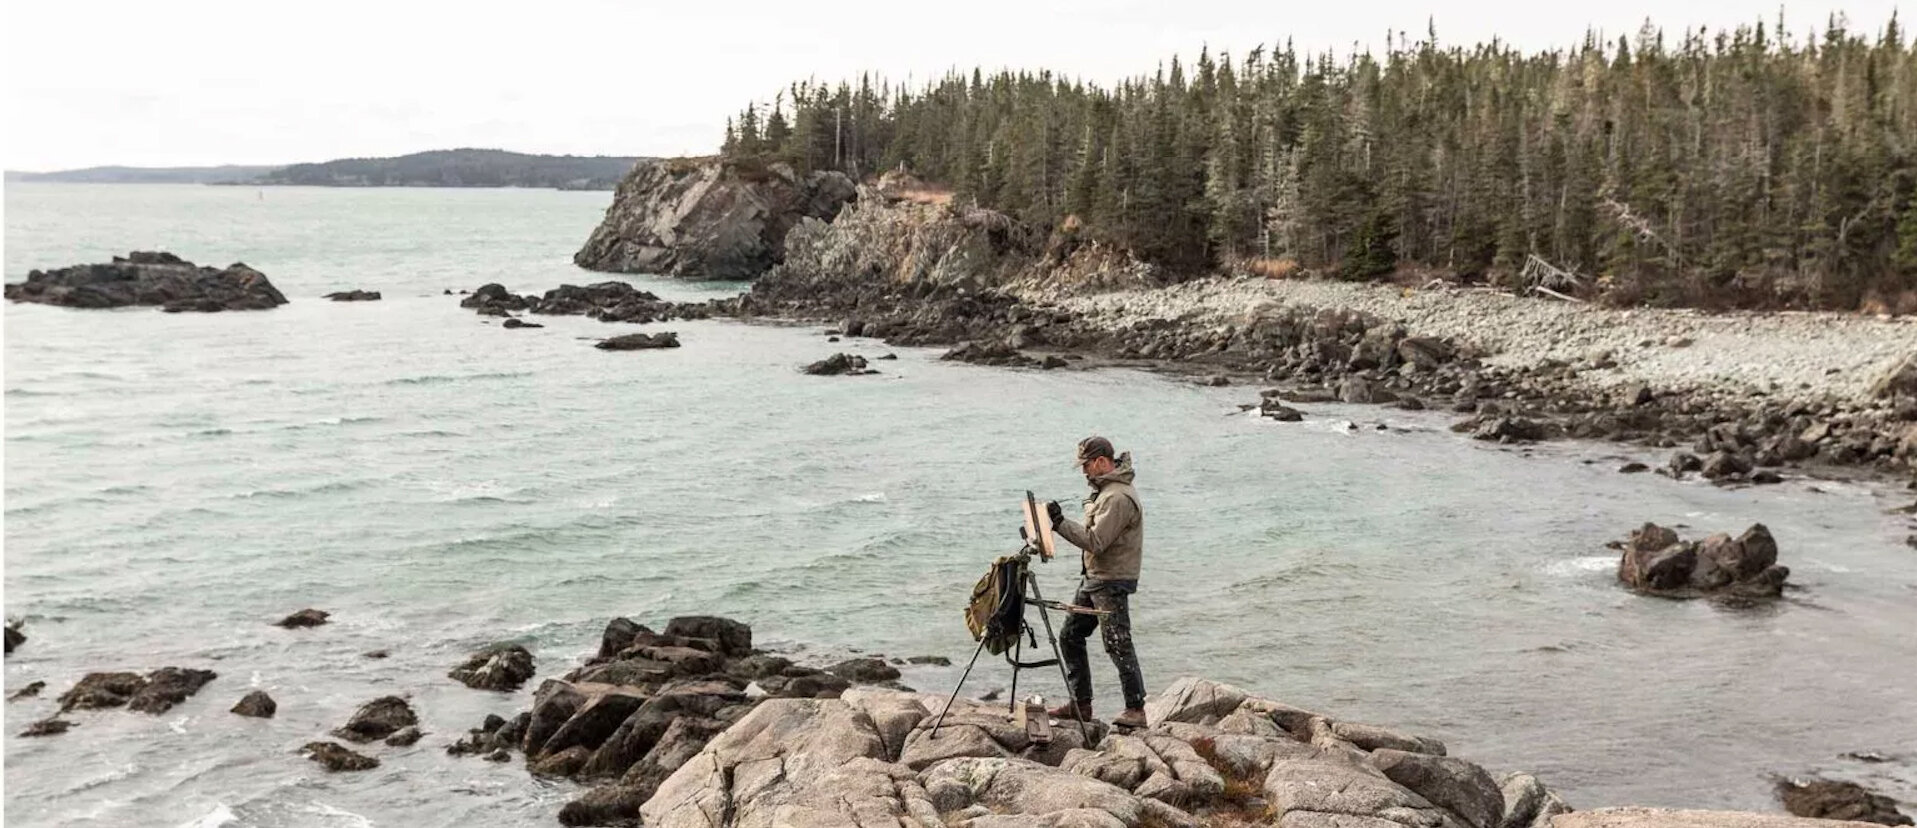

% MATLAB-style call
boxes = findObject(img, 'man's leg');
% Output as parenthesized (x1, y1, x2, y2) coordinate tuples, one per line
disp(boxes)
(1090, 585, 1147, 715)
(1053, 584, 1098, 717)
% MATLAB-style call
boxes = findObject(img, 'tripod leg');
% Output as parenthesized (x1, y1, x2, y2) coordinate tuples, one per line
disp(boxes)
(1008, 630, 1022, 714)
(1026, 571, 1091, 745)
(929, 636, 990, 740)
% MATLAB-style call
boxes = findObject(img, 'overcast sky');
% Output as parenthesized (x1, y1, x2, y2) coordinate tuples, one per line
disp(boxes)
(3, 0, 1905, 170)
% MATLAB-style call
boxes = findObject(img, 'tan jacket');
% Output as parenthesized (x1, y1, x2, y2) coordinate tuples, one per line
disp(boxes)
(1055, 452, 1144, 581)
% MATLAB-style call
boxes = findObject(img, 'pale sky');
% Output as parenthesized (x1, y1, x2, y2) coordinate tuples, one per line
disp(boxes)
(3, 0, 1905, 170)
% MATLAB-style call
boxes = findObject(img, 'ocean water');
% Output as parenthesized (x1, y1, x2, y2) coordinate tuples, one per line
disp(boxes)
(5, 182, 1915, 827)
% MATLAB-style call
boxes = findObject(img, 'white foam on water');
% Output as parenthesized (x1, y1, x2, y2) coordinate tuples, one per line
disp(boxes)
(304, 801, 376, 827)
(853, 492, 887, 503)
(175, 803, 238, 828)
(1544, 556, 1619, 577)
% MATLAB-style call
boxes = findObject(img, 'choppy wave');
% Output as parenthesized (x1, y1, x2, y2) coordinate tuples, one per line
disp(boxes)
(283, 415, 383, 430)
(59, 763, 142, 796)
(230, 479, 378, 499)
(175, 804, 238, 828)
(382, 371, 533, 386)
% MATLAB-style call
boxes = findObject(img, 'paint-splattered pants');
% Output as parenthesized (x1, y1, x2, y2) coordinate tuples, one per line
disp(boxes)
(1060, 578, 1146, 710)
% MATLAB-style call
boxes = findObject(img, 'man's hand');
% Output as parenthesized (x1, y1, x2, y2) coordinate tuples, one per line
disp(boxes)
(1046, 500, 1066, 527)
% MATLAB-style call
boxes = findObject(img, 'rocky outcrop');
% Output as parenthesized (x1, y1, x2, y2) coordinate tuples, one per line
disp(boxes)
(595, 332, 680, 351)
(5, 622, 23, 655)
(276, 608, 329, 628)
(574, 157, 856, 279)
(5, 251, 288, 311)
(443, 615, 951, 825)
(333, 696, 418, 743)
(451, 644, 537, 691)
(324, 289, 382, 301)
(1776, 778, 1913, 825)
(632, 674, 1510, 828)
(1615, 522, 1789, 599)
(461, 281, 703, 325)
(57, 667, 217, 714)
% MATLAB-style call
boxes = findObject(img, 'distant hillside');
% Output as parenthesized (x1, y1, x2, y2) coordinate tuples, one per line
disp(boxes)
(6, 165, 282, 184)
(253, 149, 643, 190)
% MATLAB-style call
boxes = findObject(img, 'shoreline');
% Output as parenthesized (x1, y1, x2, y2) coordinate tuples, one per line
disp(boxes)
(677, 230, 1917, 493)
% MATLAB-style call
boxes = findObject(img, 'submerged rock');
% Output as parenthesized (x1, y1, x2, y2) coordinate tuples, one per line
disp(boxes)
(595, 332, 680, 351)
(324, 289, 381, 301)
(942, 340, 1037, 367)
(19, 717, 73, 737)
(275, 608, 329, 628)
(5, 624, 23, 655)
(802, 353, 878, 376)
(4, 252, 288, 312)
(9, 680, 46, 701)
(303, 741, 379, 772)
(385, 726, 424, 747)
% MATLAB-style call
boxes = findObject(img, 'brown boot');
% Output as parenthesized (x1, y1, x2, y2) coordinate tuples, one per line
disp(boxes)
(1112, 708, 1147, 729)
(1047, 700, 1092, 721)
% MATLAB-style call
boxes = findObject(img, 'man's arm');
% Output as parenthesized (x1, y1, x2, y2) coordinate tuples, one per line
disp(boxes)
(1054, 494, 1136, 557)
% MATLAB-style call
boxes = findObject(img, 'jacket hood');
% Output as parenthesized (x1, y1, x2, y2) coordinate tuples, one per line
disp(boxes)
(1087, 451, 1135, 489)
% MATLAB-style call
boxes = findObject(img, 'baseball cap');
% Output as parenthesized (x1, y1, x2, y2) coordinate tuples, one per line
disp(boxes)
(1074, 436, 1115, 467)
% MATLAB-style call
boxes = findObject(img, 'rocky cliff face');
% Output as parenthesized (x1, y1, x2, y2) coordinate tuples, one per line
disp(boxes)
(573, 157, 856, 280)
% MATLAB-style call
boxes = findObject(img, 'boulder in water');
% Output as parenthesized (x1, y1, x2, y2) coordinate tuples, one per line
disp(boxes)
(333, 695, 419, 743)
(451, 644, 537, 692)
(5, 622, 23, 655)
(231, 690, 277, 718)
(1616, 522, 1788, 599)
(56, 667, 216, 714)
(324, 289, 381, 301)
(9, 681, 46, 701)
(803, 353, 877, 376)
